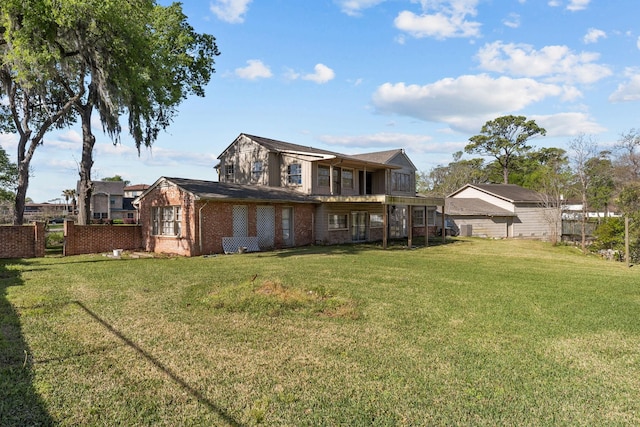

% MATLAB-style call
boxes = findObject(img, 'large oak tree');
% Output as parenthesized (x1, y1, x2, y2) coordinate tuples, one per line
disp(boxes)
(1, 0, 219, 224)
(465, 115, 547, 184)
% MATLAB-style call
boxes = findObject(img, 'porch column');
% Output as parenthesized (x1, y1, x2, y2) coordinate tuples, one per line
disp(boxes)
(441, 203, 446, 243)
(407, 204, 413, 248)
(382, 203, 388, 249)
(425, 206, 429, 247)
(329, 165, 334, 195)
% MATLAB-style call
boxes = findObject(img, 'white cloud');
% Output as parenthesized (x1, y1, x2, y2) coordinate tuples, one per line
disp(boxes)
(609, 69, 640, 103)
(138, 146, 218, 168)
(302, 64, 335, 84)
(567, 0, 590, 11)
(335, 0, 385, 16)
(234, 60, 273, 80)
(210, 0, 252, 24)
(503, 13, 520, 29)
(583, 28, 606, 44)
(55, 130, 83, 144)
(476, 41, 612, 84)
(532, 112, 605, 137)
(318, 132, 465, 154)
(0, 133, 18, 153)
(372, 74, 563, 132)
(394, 1, 481, 40)
(548, 0, 590, 10)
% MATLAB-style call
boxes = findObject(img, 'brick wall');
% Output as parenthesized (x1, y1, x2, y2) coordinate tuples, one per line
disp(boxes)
(0, 223, 46, 259)
(63, 221, 142, 256)
(137, 183, 317, 256)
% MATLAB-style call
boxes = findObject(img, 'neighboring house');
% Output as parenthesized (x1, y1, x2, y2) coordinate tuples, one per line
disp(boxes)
(445, 183, 561, 241)
(124, 184, 150, 198)
(81, 181, 138, 222)
(135, 133, 444, 256)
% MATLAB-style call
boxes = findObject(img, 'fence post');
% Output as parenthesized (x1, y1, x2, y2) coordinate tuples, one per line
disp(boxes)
(33, 222, 46, 257)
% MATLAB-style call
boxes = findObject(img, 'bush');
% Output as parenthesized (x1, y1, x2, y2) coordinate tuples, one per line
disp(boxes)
(46, 231, 64, 248)
(592, 217, 625, 252)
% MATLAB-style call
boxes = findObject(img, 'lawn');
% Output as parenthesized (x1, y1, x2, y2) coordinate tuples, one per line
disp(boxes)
(1, 238, 639, 426)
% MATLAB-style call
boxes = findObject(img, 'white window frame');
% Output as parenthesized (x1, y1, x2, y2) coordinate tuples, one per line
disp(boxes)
(427, 208, 436, 226)
(328, 214, 348, 230)
(369, 213, 383, 228)
(152, 206, 182, 237)
(287, 163, 302, 185)
(252, 161, 263, 181)
(413, 207, 425, 227)
(225, 163, 235, 183)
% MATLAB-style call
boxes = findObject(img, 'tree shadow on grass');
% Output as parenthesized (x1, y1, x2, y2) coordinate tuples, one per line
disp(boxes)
(74, 301, 243, 427)
(0, 260, 55, 426)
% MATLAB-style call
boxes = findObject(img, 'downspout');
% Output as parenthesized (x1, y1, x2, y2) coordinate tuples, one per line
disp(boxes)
(198, 201, 209, 255)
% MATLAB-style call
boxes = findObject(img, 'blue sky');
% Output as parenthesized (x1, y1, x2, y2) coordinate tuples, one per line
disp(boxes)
(2, 0, 640, 202)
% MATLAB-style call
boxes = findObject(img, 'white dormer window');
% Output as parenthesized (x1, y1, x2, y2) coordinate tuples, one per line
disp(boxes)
(252, 161, 263, 181)
(287, 164, 302, 185)
(225, 164, 235, 183)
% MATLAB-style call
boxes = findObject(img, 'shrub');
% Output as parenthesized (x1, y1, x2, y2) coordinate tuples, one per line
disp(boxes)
(592, 217, 625, 252)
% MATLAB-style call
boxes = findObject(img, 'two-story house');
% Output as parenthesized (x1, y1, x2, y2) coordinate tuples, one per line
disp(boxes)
(80, 181, 140, 222)
(135, 133, 444, 256)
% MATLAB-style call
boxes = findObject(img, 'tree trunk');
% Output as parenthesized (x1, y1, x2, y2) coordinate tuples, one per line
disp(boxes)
(13, 130, 33, 225)
(503, 166, 509, 184)
(77, 104, 95, 225)
(13, 161, 29, 225)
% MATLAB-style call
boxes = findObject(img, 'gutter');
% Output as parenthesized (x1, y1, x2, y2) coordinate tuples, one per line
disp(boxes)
(198, 201, 209, 255)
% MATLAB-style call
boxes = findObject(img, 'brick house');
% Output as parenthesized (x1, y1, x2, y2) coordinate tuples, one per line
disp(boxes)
(135, 134, 444, 256)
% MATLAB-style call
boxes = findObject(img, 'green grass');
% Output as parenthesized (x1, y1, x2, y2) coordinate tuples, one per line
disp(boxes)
(2, 238, 640, 426)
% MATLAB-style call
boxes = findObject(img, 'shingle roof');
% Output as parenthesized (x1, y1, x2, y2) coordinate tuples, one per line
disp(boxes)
(124, 184, 150, 191)
(445, 198, 516, 217)
(242, 134, 343, 158)
(231, 134, 399, 168)
(350, 149, 404, 164)
(453, 184, 543, 203)
(162, 177, 318, 204)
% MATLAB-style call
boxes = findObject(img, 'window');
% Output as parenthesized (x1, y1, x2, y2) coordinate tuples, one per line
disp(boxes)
(287, 163, 302, 185)
(282, 207, 293, 246)
(343, 169, 353, 189)
(93, 212, 108, 219)
(413, 208, 425, 227)
(328, 214, 348, 230)
(370, 213, 383, 228)
(392, 172, 411, 192)
(152, 206, 182, 236)
(252, 161, 263, 181)
(318, 165, 330, 187)
(225, 163, 235, 183)
(427, 209, 436, 226)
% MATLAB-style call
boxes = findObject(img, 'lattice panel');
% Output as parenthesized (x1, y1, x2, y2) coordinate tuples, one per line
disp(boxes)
(232, 205, 248, 237)
(256, 206, 275, 249)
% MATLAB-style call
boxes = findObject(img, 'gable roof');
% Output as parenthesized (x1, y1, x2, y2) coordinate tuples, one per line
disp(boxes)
(139, 177, 318, 204)
(445, 198, 516, 217)
(240, 134, 341, 158)
(351, 149, 417, 170)
(351, 149, 403, 164)
(217, 133, 401, 169)
(449, 183, 542, 203)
